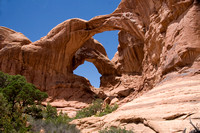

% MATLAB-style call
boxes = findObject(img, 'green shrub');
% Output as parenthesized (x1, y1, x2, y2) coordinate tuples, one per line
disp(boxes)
(0, 71, 48, 132)
(0, 93, 9, 117)
(0, 93, 18, 132)
(75, 99, 118, 119)
(29, 117, 80, 133)
(96, 103, 118, 117)
(0, 71, 120, 132)
(0, 71, 48, 112)
(43, 103, 58, 119)
(75, 99, 103, 119)
(99, 127, 134, 133)
(0, 73, 48, 108)
(29, 104, 79, 133)
(25, 104, 43, 119)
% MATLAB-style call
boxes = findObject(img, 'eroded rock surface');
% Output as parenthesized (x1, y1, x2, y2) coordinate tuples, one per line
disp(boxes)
(0, 1, 146, 102)
(0, 0, 200, 132)
(73, 38, 119, 76)
(72, 74, 200, 133)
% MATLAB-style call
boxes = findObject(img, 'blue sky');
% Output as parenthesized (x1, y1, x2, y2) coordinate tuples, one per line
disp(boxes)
(0, 0, 121, 88)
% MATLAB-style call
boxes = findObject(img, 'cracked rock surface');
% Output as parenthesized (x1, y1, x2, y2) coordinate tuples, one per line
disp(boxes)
(0, 0, 200, 132)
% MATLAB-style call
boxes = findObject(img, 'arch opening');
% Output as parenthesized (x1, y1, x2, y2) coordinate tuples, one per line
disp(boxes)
(74, 61, 101, 88)
(73, 30, 120, 88)
(93, 30, 119, 60)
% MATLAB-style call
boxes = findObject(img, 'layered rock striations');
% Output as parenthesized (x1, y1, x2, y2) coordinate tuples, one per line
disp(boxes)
(0, 0, 200, 132)
(0, 8, 146, 111)
(0, 4, 146, 100)
(72, 74, 200, 133)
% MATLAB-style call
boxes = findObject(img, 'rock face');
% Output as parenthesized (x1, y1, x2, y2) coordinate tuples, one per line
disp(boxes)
(73, 38, 119, 76)
(0, 3, 146, 102)
(72, 74, 200, 133)
(0, 0, 200, 132)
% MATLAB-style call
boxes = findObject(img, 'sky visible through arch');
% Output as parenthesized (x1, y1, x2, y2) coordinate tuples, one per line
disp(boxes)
(0, 0, 121, 88)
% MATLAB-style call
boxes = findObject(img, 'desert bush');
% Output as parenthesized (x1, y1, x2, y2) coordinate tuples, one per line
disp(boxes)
(75, 99, 118, 119)
(25, 104, 43, 119)
(0, 93, 20, 132)
(0, 71, 120, 132)
(99, 127, 133, 133)
(29, 99, 118, 132)
(75, 99, 103, 119)
(0, 93, 9, 118)
(43, 103, 58, 119)
(29, 117, 79, 133)
(29, 104, 79, 133)
(96, 103, 118, 117)
(0, 71, 48, 132)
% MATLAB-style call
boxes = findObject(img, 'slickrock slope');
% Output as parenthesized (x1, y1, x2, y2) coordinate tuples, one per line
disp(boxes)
(72, 74, 200, 133)
(0, 0, 200, 132)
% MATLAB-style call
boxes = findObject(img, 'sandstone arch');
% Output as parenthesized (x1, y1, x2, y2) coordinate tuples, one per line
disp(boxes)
(0, 11, 145, 88)
(20, 13, 145, 75)
(1, 0, 200, 132)
(72, 37, 120, 76)
(0, 11, 145, 107)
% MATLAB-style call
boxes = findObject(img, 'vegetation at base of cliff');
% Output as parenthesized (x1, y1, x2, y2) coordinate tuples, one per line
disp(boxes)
(0, 71, 79, 133)
(75, 99, 102, 119)
(29, 104, 79, 133)
(0, 71, 48, 132)
(99, 127, 134, 133)
(0, 71, 118, 132)
(75, 99, 118, 119)
(96, 103, 118, 117)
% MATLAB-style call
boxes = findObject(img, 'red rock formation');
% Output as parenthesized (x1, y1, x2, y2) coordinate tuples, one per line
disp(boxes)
(72, 74, 200, 133)
(72, 38, 120, 76)
(115, 30, 144, 74)
(0, 7, 146, 110)
(0, 4, 146, 99)
(0, 0, 200, 132)
(71, 0, 200, 132)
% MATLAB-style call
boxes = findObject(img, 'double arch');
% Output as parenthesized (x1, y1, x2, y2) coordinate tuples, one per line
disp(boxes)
(21, 12, 145, 76)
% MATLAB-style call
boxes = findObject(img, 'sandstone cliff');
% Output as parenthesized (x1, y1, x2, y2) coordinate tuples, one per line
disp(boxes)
(0, 0, 200, 132)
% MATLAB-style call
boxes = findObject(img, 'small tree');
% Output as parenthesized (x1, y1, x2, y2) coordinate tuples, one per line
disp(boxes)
(0, 73, 48, 111)
(0, 71, 48, 132)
